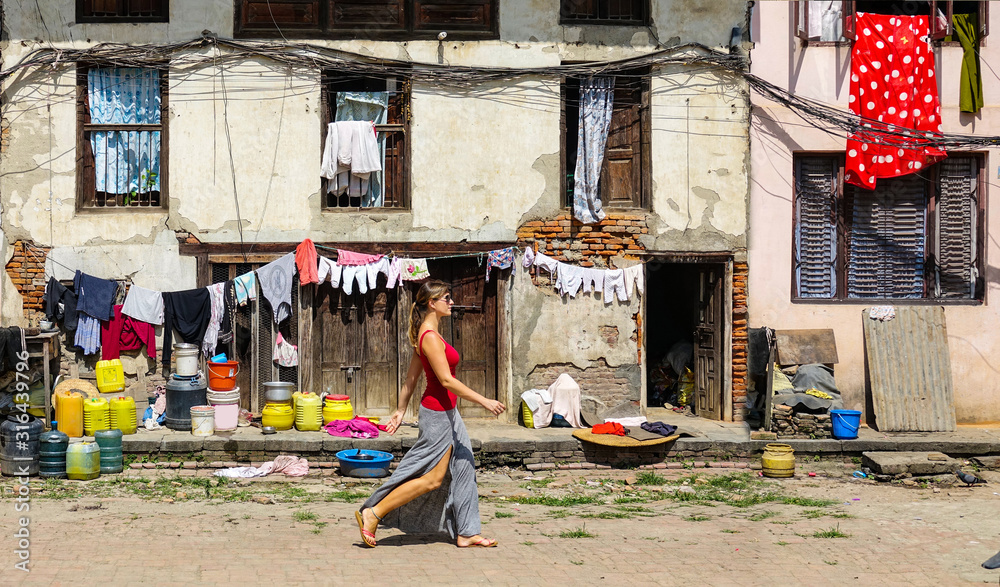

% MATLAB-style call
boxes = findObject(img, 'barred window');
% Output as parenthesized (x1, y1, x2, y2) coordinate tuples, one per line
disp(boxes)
(77, 0, 169, 23)
(77, 65, 168, 210)
(560, 0, 648, 25)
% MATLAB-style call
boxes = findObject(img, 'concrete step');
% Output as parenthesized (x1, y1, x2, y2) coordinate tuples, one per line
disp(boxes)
(862, 451, 961, 475)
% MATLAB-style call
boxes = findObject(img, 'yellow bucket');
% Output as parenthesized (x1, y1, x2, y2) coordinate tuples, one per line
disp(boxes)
(761, 443, 795, 478)
(95, 359, 125, 394)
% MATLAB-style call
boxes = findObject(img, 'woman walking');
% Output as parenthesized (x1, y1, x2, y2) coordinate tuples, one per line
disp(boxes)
(355, 279, 506, 548)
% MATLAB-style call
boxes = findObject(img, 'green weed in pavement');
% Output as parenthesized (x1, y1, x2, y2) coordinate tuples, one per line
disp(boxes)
(559, 527, 596, 538)
(812, 525, 850, 538)
(505, 495, 602, 507)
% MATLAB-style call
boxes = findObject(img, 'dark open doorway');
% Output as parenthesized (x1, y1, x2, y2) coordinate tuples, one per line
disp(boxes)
(646, 261, 726, 420)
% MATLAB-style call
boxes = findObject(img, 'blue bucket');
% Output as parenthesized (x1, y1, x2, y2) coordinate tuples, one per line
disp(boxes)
(336, 449, 394, 478)
(830, 409, 861, 439)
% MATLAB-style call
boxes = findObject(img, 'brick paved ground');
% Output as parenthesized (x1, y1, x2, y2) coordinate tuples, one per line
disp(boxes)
(2, 465, 998, 586)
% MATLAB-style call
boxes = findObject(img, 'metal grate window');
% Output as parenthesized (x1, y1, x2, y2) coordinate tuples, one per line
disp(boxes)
(561, 0, 648, 24)
(78, 0, 169, 22)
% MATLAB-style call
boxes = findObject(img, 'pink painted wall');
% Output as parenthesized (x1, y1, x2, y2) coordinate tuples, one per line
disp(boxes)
(749, 1, 1000, 424)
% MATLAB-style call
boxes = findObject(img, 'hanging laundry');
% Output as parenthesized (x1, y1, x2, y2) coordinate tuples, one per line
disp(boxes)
(532, 252, 559, 278)
(603, 269, 629, 305)
(335, 91, 389, 207)
(121, 283, 164, 325)
(341, 265, 367, 295)
(573, 77, 615, 224)
(162, 288, 211, 367)
(45, 277, 79, 331)
(202, 282, 226, 357)
(399, 258, 430, 281)
(233, 271, 257, 307)
(74, 270, 117, 322)
(555, 263, 584, 298)
(623, 264, 645, 297)
(485, 247, 516, 283)
(522, 247, 535, 269)
(318, 257, 342, 287)
(273, 332, 298, 367)
(581, 268, 604, 294)
(366, 257, 391, 290)
(321, 121, 382, 200)
(295, 239, 319, 285)
(844, 13, 946, 189)
(336, 249, 384, 266)
(75, 314, 101, 355)
(256, 253, 296, 324)
(385, 257, 401, 288)
(219, 280, 236, 346)
(101, 305, 156, 360)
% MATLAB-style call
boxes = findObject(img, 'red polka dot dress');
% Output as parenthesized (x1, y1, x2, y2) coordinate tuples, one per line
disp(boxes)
(844, 12, 947, 190)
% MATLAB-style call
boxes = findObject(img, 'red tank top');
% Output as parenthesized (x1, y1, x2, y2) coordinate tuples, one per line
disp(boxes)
(417, 330, 459, 411)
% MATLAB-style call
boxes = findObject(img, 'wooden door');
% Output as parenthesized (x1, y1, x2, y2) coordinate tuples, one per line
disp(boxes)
(428, 258, 499, 418)
(314, 282, 399, 417)
(694, 266, 723, 421)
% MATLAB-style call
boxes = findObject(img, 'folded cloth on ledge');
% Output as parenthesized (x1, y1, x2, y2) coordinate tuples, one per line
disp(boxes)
(324, 417, 379, 439)
(605, 416, 647, 427)
(591, 422, 626, 436)
(641, 421, 678, 437)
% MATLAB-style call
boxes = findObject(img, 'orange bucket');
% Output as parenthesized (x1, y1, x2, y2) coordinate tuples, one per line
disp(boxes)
(207, 361, 240, 391)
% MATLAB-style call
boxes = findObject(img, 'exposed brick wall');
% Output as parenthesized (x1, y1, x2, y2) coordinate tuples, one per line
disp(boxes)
(528, 359, 639, 406)
(5, 240, 49, 321)
(515, 212, 647, 274)
(731, 261, 749, 421)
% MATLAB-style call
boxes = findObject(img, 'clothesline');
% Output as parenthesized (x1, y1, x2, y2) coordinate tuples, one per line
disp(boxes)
(312, 243, 499, 263)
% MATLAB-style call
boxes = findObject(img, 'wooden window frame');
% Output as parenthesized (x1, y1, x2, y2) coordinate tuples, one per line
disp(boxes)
(319, 71, 411, 211)
(76, 0, 169, 23)
(76, 63, 169, 212)
(560, 68, 651, 212)
(791, 152, 986, 303)
(559, 0, 650, 26)
(234, 0, 499, 40)
(794, 1, 987, 45)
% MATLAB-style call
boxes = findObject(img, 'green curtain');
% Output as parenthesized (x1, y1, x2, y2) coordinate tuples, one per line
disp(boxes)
(953, 12, 983, 114)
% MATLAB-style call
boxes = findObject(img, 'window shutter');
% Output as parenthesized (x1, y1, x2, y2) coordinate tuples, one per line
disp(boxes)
(413, 1, 494, 33)
(936, 156, 977, 298)
(240, 0, 323, 31)
(330, 1, 406, 32)
(847, 176, 926, 298)
(600, 79, 642, 208)
(794, 157, 837, 298)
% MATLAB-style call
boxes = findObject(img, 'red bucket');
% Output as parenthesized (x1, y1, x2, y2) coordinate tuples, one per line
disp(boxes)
(207, 361, 240, 391)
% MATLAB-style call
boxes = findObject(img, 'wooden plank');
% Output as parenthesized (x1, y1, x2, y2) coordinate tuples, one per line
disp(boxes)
(774, 329, 838, 365)
(496, 269, 511, 423)
(299, 282, 314, 394)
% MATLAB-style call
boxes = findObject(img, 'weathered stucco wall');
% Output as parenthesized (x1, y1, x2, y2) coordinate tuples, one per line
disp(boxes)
(2, 2, 750, 413)
(749, 1, 1000, 423)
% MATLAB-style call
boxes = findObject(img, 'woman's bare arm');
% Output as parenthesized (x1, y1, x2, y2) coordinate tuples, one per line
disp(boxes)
(385, 352, 423, 434)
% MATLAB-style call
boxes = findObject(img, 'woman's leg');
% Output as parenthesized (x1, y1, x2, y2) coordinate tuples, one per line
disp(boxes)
(449, 422, 496, 548)
(360, 446, 453, 534)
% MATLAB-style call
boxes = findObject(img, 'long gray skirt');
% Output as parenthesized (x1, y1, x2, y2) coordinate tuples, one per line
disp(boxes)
(362, 405, 481, 539)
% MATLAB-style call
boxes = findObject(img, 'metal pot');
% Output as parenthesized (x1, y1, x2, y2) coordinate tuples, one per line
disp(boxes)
(263, 381, 294, 403)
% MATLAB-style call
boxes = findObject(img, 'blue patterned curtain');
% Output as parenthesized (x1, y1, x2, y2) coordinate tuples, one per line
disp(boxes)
(88, 68, 161, 194)
(573, 77, 615, 225)
(336, 91, 388, 207)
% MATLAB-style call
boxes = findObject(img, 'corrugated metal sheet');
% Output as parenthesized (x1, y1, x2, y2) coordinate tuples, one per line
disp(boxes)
(863, 306, 956, 432)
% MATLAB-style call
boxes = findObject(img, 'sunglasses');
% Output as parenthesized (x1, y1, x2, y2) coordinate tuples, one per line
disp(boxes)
(435, 294, 453, 303)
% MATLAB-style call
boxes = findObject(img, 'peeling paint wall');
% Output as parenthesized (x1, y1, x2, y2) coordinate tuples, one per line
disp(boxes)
(2, 2, 751, 413)
(749, 2, 1000, 423)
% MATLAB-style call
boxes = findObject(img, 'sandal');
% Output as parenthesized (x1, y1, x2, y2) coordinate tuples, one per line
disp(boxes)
(355, 508, 381, 548)
(458, 536, 498, 548)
